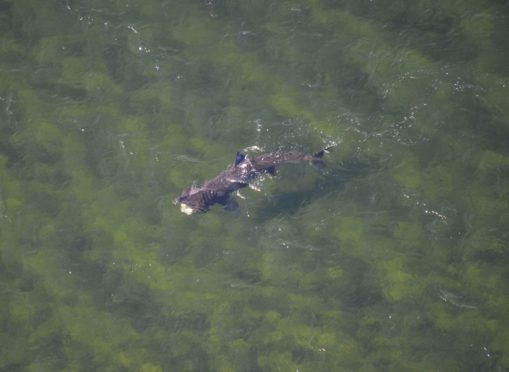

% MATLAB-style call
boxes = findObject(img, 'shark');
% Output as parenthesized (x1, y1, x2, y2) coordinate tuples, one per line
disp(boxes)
(175, 145, 334, 215)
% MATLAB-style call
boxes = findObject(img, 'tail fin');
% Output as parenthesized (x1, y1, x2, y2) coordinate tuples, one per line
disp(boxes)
(312, 145, 336, 159)
(310, 144, 336, 168)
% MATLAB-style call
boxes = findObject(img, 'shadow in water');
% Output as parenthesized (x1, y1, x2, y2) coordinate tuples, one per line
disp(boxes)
(252, 156, 377, 220)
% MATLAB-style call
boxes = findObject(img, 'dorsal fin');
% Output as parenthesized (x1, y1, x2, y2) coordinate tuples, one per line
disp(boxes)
(235, 152, 246, 166)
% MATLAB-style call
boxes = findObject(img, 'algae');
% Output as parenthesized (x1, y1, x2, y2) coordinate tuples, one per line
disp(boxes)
(0, 0, 508, 370)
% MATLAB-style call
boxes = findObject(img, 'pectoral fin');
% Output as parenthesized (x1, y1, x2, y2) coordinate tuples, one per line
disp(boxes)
(223, 197, 239, 211)
(265, 166, 276, 176)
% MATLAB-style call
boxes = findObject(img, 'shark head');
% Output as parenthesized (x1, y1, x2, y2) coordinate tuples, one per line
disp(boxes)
(174, 184, 209, 215)
(175, 184, 229, 215)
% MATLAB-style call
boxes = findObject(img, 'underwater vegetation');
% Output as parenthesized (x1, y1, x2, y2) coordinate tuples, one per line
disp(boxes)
(0, 0, 508, 370)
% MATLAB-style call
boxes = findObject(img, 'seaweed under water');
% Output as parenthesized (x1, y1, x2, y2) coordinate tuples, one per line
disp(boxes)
(0, 0, 508, 370)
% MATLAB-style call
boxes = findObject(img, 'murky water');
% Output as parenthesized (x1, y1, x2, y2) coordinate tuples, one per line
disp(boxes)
(1, 0, 508, 370)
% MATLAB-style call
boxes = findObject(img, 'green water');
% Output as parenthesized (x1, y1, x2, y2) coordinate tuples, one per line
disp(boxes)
(1, 0, 508, 370)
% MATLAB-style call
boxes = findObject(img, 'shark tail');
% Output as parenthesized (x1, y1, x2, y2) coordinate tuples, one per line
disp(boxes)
(309, 144, 336, 168)
(312, 144, 336, 158)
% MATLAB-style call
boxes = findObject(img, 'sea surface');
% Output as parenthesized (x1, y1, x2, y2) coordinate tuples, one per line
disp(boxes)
(1, 0, 508, 370)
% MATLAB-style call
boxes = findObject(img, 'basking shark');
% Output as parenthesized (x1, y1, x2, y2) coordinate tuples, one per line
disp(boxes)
(175, 145, 334, 215)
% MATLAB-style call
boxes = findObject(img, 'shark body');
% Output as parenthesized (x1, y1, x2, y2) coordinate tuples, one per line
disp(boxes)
(175, 146, 333, 215)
